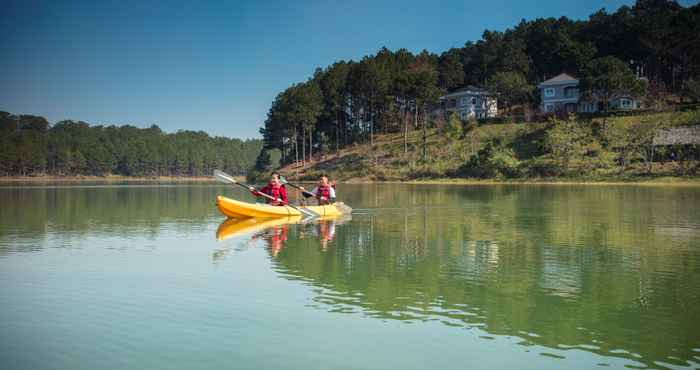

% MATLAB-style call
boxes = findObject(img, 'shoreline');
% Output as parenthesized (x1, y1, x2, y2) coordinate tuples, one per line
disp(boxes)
(2, 175, 699, 186)
(0, 175, 219, 183)
(337, 176, 700, 186)
(394, 178, 700, 186)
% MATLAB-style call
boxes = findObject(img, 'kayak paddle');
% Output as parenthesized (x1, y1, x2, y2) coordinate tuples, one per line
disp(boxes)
(279, 175, 315, 197)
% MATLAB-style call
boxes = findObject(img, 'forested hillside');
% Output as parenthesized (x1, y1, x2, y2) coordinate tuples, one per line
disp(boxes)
(0, 112, 261, 177)
(277, 110, 700, 182)
(256, 0, 700, 173)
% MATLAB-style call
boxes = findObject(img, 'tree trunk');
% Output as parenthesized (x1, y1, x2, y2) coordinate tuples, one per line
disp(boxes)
(414, 105, 418, 129)
(421, 107, 427, 161)
(335, 111, 339, 155)
(294, 130, 299, 167)
(403, 109, 408, 155)
(341, 110, 346, 147)
(281, 138, 285, 164)
(370, 101, 374, 147)
(302, 127, 306, 165)
(309, 130, 313, 163)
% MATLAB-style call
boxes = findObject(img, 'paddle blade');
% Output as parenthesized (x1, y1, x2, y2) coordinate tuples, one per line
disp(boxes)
(279, 175, 288, 185)
(297, 206, 319, 218)
(214, 169, 237, 184)
(335, 202, 353, 214)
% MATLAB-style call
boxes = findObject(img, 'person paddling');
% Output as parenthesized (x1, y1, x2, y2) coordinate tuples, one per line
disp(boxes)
(299, 174, 336, 205)
(249, 172, 288, 206)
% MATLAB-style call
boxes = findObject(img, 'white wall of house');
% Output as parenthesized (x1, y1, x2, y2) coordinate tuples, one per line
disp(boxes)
(538, 75, 580, 113)
(609, 97, 641, 110)
(442, 90, 497, 119)
(538, 73, 642, 113)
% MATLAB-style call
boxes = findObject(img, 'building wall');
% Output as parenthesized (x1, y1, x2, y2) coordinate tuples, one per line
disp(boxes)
(447, 93, 497, 119)
(609, 97, 641, 110)
(540, 83, 579, 113)
(540, 83, 579, 101)
(539, 81, 642, 113)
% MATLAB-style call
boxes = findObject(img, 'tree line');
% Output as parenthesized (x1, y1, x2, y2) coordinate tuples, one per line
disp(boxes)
(0, 112, 262, 177)
(257, 0, 700, 169)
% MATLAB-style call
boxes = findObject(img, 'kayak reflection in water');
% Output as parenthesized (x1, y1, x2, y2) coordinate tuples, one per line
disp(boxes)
(252, 225, 288, 256)
(316, 219, 336, 251)
(214, 215, 349, 261)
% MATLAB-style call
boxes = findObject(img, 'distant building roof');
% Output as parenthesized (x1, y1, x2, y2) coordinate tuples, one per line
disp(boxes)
(653, 125, 700, 146)
(538, 73, 579, 87)
(441, 85, 492, 99)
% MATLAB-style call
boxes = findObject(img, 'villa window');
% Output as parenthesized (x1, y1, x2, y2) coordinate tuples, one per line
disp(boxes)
(471, 97, 477, 105)
(544, 88, 555, 97)
(460, 97, 468, 106)
(545, 103, 554, 112)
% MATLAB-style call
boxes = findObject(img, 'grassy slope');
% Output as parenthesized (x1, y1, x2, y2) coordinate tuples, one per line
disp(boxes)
(279, 111, 700, 183)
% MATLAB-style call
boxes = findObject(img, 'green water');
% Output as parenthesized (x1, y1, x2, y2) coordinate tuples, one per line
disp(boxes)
(1, 184, 699, 370)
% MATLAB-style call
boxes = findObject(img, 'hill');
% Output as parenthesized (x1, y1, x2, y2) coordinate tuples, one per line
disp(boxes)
(271, 110, 700, 183)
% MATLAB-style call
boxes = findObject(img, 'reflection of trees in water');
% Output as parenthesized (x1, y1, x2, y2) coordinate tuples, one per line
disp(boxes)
(3, 184, 699, 367)
(0, 185, 239, 254)
(539, 245, 582, 298)
(271, 186, 700, 370)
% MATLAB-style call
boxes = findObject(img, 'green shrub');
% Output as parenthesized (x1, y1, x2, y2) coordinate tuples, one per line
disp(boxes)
(520, 157, 561, 177)
(544, 116, 593, 172)
(446, 113, 463, 139)
(460, 141, 521, 178)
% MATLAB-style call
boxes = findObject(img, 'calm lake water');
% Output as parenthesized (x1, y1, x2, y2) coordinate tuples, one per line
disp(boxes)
(1, 183, 699, 370)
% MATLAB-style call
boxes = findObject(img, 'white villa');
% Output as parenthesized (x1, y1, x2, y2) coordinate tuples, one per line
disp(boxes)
(537, 73, 643, 114)
(440, 85, 498, 120)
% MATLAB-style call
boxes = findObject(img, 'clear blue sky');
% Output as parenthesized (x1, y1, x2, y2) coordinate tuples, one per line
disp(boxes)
(1, 0, 696, 139)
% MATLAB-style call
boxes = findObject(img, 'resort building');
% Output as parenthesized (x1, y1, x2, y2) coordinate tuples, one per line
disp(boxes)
(538, 73, 580, 114)
(537, 73, 643, 114)
(440, 85, 498, 120)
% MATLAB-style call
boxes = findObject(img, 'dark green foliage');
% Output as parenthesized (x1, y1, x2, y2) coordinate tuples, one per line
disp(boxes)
(487, 71, 532, 113)
(445, 113, 463, 139)
(248, 149, 275, 182)
(683, 79, 700, 103)
(580, 56, 647, 111)
(0, 112, 261, 177)
(520, 158, 562, 177)
(544, 116, 594, 173)
(461, 140, 521, 178)
(437, 49, 465, 90)
(260, 1, 698, 166)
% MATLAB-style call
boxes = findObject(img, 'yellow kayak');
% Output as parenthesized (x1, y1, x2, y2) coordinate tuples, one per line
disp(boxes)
(216, 195, 345, 219)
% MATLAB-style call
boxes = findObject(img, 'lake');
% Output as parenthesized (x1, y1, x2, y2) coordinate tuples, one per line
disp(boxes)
(1, 183, 699, 370)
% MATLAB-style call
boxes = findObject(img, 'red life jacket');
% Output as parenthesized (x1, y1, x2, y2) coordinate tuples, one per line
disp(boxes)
(268, 184, 282, 200)
(317, 185, 331, 200)
(259, 183, 286, 205)
(267, 184, 285, 205)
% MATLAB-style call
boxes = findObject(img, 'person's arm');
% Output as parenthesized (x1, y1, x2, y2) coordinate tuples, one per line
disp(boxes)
(249, 186, 258, 196)
(302, 186, 319, 197)
(251, 185, 269, 197)
(298, 186, 315, 198)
